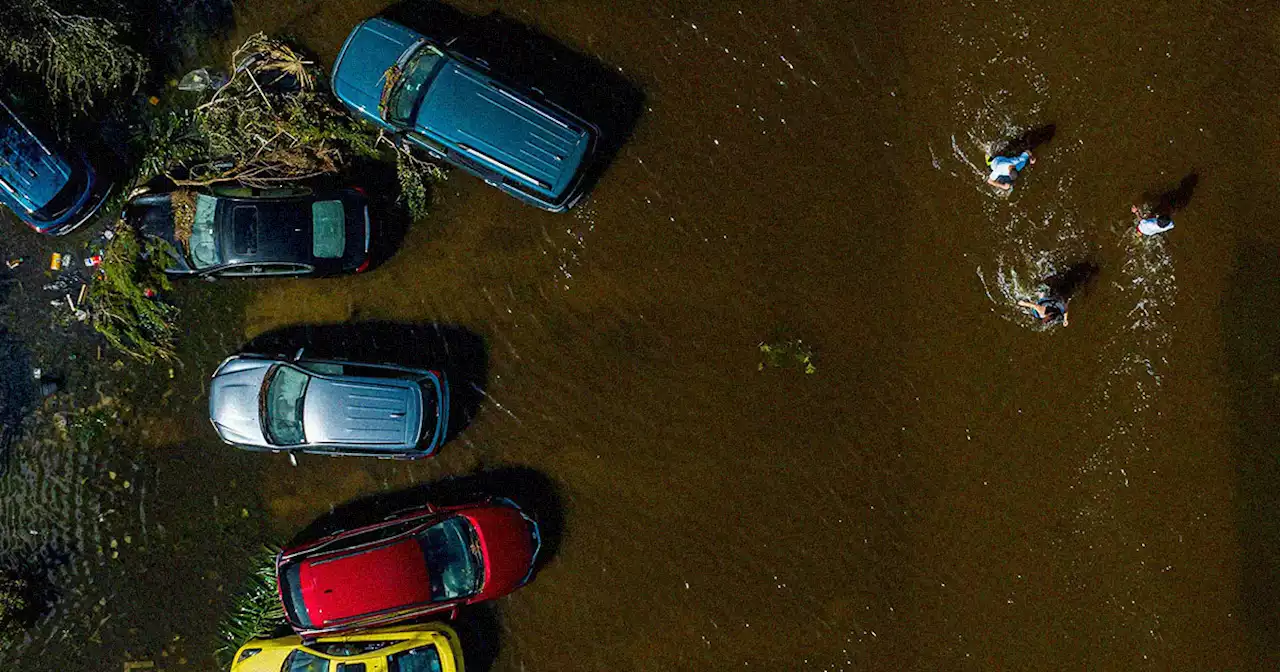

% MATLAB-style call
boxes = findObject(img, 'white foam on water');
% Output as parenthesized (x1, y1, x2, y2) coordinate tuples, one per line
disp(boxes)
(939, 6, 1179, 649)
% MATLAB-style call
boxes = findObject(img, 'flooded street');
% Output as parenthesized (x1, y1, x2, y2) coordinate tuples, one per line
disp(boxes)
(3, 0, 1278, 669)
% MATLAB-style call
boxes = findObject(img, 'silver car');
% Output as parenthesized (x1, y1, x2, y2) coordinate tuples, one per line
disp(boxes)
(208, 352, 450, 458)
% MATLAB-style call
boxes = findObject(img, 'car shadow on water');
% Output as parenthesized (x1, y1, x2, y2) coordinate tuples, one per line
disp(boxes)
(239, 321, 488, 442)
(1224, 240, 1280, 662)
(381, 1, 646, 197)
(286, 466, 565, 672)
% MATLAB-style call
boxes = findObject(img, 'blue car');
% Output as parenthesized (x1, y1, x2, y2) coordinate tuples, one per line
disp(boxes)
(332, 18, 599, 212)
(0, 99, 111, 235)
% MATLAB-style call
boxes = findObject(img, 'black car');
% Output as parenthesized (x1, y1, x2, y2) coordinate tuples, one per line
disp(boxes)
(126, 185, 372, 278)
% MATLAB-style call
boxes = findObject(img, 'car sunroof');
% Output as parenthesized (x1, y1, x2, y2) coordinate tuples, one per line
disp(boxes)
(231, 205, 258, 255)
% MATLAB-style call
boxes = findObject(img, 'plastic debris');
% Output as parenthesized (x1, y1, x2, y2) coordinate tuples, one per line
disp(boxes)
(6, 257, 24, 269)
(178, 67, 229, 92)
(84, 254, 102, 267)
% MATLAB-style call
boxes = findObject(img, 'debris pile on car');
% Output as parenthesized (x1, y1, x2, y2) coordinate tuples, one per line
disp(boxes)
(169, 188, 197, 249)
(138, 32, 443, 207)
(138, 33, 373, 188)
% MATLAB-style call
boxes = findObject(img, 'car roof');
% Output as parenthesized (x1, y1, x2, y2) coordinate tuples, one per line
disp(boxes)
(0, 99, 72, 214)
(416, 61, 591, 201)
(298, 536, 435, 628)
(302, 375, 423, 449)
(213, 196, 323, 266)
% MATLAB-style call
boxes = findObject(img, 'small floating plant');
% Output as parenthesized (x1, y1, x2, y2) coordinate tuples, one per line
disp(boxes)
(758, 339, 817, 374)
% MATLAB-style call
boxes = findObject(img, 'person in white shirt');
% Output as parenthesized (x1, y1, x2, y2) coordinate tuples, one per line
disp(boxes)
(1131, 204, 1174, 236)
(985, 150, 1035, 191)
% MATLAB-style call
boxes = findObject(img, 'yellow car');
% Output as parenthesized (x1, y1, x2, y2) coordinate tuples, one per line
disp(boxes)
(230, 622, 463, 672)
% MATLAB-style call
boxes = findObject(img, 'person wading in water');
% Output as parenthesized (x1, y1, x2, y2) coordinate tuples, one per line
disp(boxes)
(1017, 284, 1070, 327)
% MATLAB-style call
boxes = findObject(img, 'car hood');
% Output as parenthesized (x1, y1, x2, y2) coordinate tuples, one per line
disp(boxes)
(208, 358, 271, 446)
(332, 18, 421, 118)
(417, 63, 592, 200)
(0, 110, 71, 214)
(129, 194, 196, 273)
(230, 646, 294, 672)
(302, 376, 423, 447)
(468, 504, 537, 598)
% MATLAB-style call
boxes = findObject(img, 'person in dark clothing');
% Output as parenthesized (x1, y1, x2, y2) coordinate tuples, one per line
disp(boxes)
(1017, 285, 1070, 327)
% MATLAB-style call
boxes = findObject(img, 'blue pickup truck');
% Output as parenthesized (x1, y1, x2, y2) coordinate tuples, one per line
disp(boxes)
(332, 18, 599, 212)
(0, 98, 111, 235)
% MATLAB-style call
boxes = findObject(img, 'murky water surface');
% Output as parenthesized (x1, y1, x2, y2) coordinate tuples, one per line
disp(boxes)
(3, 0, 1279, 669)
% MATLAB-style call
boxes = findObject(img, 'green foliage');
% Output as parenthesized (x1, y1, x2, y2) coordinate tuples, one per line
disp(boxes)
(86, 226, 179, 362)
(0, 571, 30, 647)
(68, 406, 113, 447)
(216, 546, 285, 666)
(136, 110, 208, 185)
(397, 151, 446, 221)
(758, 339, 817, 374)
(0, 2, 147, 111)
(140, 34, 396, 189)
(138, 33, 445, 217)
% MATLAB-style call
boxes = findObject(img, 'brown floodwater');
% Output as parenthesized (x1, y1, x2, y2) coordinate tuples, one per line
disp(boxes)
(6, 0, 1280, 669)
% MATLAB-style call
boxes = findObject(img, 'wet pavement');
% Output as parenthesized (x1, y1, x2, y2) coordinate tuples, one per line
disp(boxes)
(1, 0, 1278, 669)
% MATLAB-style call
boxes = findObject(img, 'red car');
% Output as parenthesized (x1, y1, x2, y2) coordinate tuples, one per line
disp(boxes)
(277, 498, 541, 638)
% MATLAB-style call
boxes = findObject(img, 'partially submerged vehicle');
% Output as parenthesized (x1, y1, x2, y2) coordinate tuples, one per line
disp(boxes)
(126, 185, 372, 279)
(0, 98, 112, 235)
(332, 17, 600, 212)
(208, 352, 450, 458)
(230, 623, 463, 672)
(277, 498, 541, 638)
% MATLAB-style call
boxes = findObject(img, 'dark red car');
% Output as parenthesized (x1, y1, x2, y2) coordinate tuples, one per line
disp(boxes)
(276, 498, 541, 638)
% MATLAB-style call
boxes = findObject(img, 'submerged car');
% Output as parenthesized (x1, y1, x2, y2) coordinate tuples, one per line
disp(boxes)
(0, 98, 111, 235)
(231, 623, 463, 672)
(208, 353, 449, 458)
(278, 498, 541, 638)
(332, 17, 600, 212)
(126, 185, 372, 278)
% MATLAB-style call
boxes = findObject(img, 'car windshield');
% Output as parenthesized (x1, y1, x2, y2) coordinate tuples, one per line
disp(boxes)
(418, 517, 480, 601)
(280, 561, 313, 628)
(263, 364, 310, 445)
(189, 194, 221, 269)
(31, 166, 87, 221)
(284, 649, 329, 672)
(384, 45, 445, 125)
(387, 646, 442, 672)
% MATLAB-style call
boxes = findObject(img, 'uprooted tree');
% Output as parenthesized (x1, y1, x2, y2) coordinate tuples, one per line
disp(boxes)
(88, 33, 446, 363)
(139, 33, 443, 208)
(0, 1, 147, 110)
